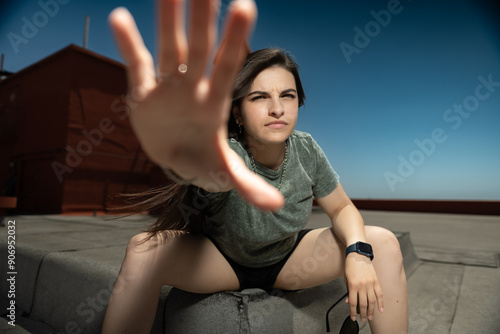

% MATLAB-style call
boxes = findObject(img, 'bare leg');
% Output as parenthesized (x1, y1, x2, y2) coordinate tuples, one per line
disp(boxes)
(102, 232, 239, 334)
(274, 226, 408, 334)
(365, 226, 408, 333)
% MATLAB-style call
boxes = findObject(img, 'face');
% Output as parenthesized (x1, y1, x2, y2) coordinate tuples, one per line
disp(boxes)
(237, 66, 299, 146)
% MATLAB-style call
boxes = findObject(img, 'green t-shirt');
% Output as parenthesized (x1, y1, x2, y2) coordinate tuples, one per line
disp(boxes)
(202, 130, 339, 267)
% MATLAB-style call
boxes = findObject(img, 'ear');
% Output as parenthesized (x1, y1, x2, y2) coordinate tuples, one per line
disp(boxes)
(232, 106, 242, 125)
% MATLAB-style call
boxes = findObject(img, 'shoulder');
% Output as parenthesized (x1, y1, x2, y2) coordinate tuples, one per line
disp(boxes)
(289, 130, 321, 153)
(290, 129, 314, 141)
(228, 138, 247, 156)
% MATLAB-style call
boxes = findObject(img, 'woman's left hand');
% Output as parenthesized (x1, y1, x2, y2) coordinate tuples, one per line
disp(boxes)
(344, 253, 384, 323)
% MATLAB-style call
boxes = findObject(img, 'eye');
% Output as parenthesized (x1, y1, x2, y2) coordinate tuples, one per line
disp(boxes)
(282, 93, 296, 99)
(250, 95, 266, 102)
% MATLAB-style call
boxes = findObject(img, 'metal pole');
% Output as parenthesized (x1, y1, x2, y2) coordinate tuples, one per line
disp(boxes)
(83, 16, 90, 49)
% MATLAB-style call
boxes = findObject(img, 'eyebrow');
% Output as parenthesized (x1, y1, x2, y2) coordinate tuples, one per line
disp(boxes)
(247, 88, 297, 97)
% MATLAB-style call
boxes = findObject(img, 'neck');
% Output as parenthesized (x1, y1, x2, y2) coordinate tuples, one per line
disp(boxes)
(247, 138, 286, 171)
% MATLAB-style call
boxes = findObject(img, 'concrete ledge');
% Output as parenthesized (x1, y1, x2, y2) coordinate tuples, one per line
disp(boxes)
(414, 246, 499, 268)
(29, 247, 125, 333)
(397, 232, 421, 277)
(161, 279, 352, 334)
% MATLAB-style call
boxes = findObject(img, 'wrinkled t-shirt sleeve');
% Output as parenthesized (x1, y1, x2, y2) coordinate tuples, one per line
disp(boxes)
(311, 137, 339, 199)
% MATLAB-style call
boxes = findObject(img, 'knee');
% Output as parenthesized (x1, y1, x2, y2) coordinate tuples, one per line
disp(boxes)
(123, 232, 161, 267)
(368, 227, 403, 266)
(124, 231, 181, 263)
(126, 232, 151, 254)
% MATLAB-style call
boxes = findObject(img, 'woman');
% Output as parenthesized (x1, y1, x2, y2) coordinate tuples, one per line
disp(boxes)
(103, 1, 408, 333)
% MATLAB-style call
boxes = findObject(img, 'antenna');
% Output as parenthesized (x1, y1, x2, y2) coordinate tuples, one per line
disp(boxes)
(83, 16, 90, 49)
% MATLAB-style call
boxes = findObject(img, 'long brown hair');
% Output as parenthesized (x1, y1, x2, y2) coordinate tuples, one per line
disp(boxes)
(120, 48, 306, 240)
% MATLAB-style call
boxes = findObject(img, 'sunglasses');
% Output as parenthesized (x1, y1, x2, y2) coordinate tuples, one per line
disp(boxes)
(325, 291, 359, 333)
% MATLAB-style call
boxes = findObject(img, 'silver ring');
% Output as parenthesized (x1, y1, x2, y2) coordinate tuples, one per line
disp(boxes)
(178, 63, 188, 74)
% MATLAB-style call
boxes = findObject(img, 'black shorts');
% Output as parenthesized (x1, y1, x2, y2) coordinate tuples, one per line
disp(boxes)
(206, 229, 312, 292)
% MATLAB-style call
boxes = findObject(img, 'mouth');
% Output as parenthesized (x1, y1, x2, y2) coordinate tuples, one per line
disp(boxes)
(265, 121, 288, 129)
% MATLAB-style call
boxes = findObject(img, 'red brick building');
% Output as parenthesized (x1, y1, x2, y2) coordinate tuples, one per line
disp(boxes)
(0, 44, 163, 213)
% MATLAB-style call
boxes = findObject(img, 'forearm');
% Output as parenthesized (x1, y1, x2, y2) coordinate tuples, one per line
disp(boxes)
(330, 203, 367, 248)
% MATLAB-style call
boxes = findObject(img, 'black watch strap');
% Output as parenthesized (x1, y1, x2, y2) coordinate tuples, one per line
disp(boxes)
(346, 241, 374, 261)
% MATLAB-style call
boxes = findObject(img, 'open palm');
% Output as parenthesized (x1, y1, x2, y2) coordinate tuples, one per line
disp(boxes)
(108, 0, 284, 210)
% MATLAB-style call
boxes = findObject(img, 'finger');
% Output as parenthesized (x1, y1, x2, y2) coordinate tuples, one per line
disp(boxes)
(367, 289, 377, 321)
(344, 280, 349, 304)
(209, 0, 257, 104)
(158, 0, 188, 72)
(108, 7, 155, 90)
(186, 0, 219, 81)
(358, 291, 368, 323)
(348, 290, 358, 322)
(375, 283, 384, 313)
(222, 146, 284, 211)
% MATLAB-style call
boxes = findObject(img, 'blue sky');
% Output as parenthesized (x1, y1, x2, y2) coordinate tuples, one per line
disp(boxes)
(1, 0, 499, 200)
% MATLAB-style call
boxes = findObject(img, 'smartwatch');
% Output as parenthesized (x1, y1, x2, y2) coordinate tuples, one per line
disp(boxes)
(346, 241, 374, 261)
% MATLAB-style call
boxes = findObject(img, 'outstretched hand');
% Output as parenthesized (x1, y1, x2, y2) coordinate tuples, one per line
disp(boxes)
(108, 0, 284, 211)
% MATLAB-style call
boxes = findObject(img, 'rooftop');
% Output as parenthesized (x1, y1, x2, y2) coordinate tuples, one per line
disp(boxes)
(1, 209, 499, 333)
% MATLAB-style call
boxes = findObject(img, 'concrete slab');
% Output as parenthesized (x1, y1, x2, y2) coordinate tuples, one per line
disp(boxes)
(163, 288, 250, 334)
(415, 246, 499, 268)
(14, 228, 139, 252)
(163, 279, 357, 334)
(285, 278, 348, 333)
(2, 210, 499, 333)
(450, 266, 500, 334)
(2, 217, 107, 236)
(358, 210, 500, 253)
(397, 232, 421, 278)
(245, 289, 294, 334)
(0, 246, 47, 313)
(29, 247, 125, 333)
(407, 262, 464, 334)
(3, 214, 152, 236)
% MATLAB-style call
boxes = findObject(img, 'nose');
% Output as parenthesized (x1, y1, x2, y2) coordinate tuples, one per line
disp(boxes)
(269, 95, 284, 118)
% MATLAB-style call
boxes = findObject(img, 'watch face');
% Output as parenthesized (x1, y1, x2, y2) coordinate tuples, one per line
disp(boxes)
(358, 242, 372, 254)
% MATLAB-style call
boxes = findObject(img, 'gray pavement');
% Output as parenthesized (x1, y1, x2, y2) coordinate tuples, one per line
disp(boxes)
(0, 209, 499, 333)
